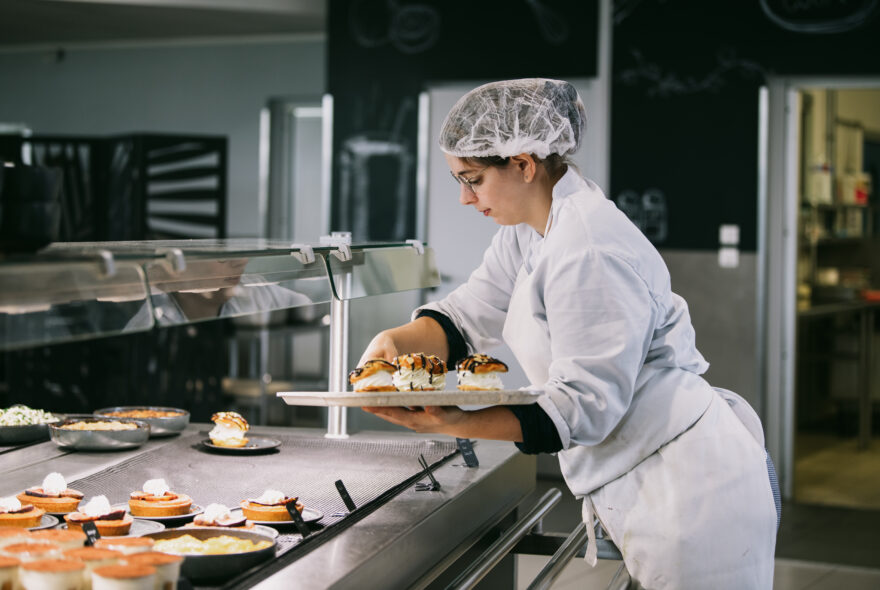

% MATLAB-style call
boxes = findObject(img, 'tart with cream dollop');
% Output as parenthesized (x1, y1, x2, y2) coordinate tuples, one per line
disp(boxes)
(16, 472, 83, 514)
(64, 495, 133, 536)
(0, 496, 45, 528)
(128, 479, 192, 517)
(240, 490, 302, 522)
(187, 503, 254, 529)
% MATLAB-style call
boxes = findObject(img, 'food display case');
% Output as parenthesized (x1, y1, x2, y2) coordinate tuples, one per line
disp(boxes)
(0, 237, 577, 589)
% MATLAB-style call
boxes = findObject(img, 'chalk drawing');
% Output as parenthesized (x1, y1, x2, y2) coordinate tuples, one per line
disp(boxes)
(618, 47, 768, 97)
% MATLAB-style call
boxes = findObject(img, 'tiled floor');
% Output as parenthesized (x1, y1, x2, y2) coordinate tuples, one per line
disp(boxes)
(515, 556, 880, 589)
(517, 477, 880, 589)
(795, 433, 880, 509)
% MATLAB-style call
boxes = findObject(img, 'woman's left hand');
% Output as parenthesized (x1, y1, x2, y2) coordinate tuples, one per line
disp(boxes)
(362, 405, 466, 434)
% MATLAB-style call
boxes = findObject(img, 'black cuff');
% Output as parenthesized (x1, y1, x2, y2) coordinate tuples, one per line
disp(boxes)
(415, 309, 468, 367)
(507, 403, 563, 455)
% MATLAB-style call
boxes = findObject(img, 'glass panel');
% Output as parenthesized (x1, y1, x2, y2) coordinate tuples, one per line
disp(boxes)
(143, 252, 332, 325)
(326, 246, 440, 300)
(0, 261, 151, 351)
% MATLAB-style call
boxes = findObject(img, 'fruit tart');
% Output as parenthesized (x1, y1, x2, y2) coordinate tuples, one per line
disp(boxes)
(16, 472, 83, 514)
(240, 490, 302, 522)
(128, 479, 192, 517)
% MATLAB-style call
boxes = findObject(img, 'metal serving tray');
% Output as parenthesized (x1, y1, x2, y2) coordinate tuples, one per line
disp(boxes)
(277, 390, 542, 407)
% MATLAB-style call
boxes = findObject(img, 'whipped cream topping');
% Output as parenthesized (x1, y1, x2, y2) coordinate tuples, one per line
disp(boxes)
(81, 495, 112, 518)
(42, 472, 67, 495)
(201, 503, 233, 522)
(0, 496, 22, 513)
(142, 479, 170, 496)
(209, 423, 246, 444)
(393, 367, 445, 391)
(251, 490, 285, 505)
(352, 371, 394, 391)
(457, 371, 504, 390)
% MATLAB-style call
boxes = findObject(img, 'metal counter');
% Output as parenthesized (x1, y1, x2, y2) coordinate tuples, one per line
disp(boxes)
(0, 424, 536, 589)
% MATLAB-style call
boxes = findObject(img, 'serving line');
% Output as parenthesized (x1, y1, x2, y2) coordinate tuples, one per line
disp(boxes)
(0, 424, 536, 590)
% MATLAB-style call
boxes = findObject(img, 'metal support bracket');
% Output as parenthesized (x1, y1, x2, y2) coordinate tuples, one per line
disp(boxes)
(290, 243, 315, 265)
(406, 239, 425, 255)
(96, 249, 116, 278)
(159, 248, 186, 273)
(320, 232, 352, 262)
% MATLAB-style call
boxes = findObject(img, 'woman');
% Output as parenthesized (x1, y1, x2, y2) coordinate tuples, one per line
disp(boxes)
(358, 79, 777, 589)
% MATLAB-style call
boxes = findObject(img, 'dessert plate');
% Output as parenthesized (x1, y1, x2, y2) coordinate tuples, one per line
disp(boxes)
(27, 514, 60, 531)
(277, 390, 543, 407)
(112, 503, 203, 524)
(201, 437, 281, 453)
(229, 507, 323, 526)
(60, 518, 165, 537)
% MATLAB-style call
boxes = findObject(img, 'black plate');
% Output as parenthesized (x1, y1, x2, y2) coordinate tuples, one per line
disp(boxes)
(112, 503, 203, 524)
(201, 437, 281, 453)
(28, 513, 60, 531)
(232, 507, 323, 526)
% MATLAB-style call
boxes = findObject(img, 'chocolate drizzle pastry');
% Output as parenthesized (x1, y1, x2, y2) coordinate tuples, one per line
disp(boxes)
(349, 359, 397, 392)
(348, 359, 396, 381)
(456, 354, 508, 374)
(392, 353, 448, 391)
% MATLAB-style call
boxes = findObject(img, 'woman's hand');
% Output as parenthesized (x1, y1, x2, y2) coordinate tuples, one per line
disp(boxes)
(362, 405, 467, 434)
(358, 330, 399, 366)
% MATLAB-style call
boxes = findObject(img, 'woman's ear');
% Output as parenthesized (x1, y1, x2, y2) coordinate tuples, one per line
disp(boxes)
(510, 153, 537, 183)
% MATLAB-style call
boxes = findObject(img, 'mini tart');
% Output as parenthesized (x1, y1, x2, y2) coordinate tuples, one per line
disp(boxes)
(240, 497, 302, 522)
(16, 487, 83, 514)
(128, 491, 192, 517)
(456, 354, 508, 374)
(0, 503, 44, 528)
(349, 359, 397, 392)
(188, 510, 252, 529)
(64, 511, 133, 537)
(29, 528, 87, 549)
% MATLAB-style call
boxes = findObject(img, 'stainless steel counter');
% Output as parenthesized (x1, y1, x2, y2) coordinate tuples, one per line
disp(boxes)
(0, 425, 536, 589)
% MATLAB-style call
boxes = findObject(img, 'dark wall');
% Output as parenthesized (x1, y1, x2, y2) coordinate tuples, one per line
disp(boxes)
(611, 1, 880, 252)
(327, 0, 599, 241)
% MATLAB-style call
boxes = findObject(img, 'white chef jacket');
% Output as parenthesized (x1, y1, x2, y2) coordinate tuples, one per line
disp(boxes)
(417, 168, 776, 588)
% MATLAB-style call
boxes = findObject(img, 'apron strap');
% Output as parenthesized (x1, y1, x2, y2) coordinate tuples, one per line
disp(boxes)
(582, 497, 599, 566)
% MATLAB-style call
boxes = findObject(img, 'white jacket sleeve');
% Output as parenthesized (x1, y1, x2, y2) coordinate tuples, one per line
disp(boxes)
(415, 227, 523, 353)
(536, 248, 658, 448)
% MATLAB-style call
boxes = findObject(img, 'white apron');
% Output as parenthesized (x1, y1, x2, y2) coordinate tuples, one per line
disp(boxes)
(501, 266, 777, 589)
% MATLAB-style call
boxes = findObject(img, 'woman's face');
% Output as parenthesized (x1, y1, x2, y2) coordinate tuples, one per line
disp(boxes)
(444, 154, 537, 227)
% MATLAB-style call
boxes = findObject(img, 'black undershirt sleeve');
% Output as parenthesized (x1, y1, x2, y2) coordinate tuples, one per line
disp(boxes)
(414, 309, 563, 455)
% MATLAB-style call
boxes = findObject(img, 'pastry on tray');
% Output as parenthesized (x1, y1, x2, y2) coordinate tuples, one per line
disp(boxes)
(0, 496, 45, 528)
(186, 503, 253, 529)
(16, 472, 84, 514)
(393, 353, 447, 391)
(349, 359, 397, 392)
(128, 479, 192, 517)
(456, 354, 508, 390)
(240, 490, 302, 522)
(29, 528, 87, 550)
(64, 495, 133, 537)
(208, 411, 249, 448)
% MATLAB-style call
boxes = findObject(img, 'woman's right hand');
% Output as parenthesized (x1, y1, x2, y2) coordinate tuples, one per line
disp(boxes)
(358, 330, 399, 366)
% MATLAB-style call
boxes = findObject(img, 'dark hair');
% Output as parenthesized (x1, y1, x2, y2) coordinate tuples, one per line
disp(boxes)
(463, 153, 570, 178)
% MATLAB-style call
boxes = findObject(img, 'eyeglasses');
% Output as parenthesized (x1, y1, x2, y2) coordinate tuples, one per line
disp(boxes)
(450, 165, 490, 194)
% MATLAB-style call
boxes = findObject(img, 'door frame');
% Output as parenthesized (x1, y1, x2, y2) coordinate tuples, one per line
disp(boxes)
(761, 76, 880, 500)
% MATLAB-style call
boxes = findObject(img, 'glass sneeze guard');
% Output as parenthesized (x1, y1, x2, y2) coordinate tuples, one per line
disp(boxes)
(0, 239, 439, 351)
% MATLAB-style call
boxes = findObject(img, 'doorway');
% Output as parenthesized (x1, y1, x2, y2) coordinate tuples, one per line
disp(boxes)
(764, 79, 880, 509)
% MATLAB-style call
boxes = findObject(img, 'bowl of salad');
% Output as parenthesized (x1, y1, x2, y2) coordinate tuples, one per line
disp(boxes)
(0, 405, 59, 444)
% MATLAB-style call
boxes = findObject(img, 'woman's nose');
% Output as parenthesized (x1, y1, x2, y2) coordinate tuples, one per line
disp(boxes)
(459, 185, 476, 205)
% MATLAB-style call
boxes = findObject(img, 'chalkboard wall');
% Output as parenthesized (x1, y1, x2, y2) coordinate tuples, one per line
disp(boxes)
(327, 0, 599, 241)
(611, 1, 880, 252)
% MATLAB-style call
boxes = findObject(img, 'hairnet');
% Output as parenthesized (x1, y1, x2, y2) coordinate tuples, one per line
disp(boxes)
(439, 78, 586, 160)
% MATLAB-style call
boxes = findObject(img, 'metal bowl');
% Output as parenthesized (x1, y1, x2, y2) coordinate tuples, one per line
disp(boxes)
(93, 406, 189, 438)
(48, 417, 150, 451)
(0, 423, 51, 444)
(141, 527, 276, 584)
